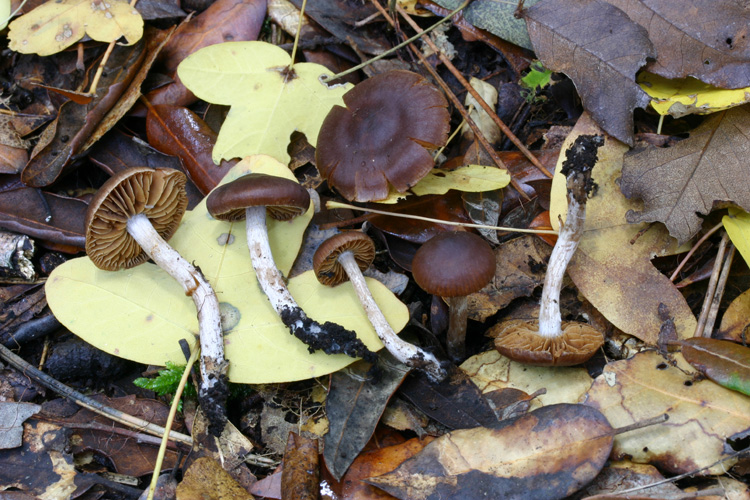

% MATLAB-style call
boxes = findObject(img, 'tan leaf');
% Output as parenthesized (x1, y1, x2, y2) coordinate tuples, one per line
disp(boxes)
(717, 287, 750, 341)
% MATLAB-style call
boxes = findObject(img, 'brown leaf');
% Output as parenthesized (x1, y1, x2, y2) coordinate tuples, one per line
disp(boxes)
(366, 404, 613, 500)
(607, 0, 750, 89)
(281, 432, 318, 500)
(177, 457, 254, 500)
(0, 145, 28, 174)
(620, 106, 750, 244)
(324, 355, 410, 481)
(523, 0, 654, 145)
(717, 286, 750, 341)
(584, 350, 750, 474)
(146, 104, 237, 194)
(679, 337, 750, 397)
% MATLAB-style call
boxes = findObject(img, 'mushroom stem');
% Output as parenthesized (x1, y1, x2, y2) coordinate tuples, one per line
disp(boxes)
(244, 207, 377, 364)
(446, 296, 469, 361)
(126, 213, 228, 431)
(336, 250, 447, 382)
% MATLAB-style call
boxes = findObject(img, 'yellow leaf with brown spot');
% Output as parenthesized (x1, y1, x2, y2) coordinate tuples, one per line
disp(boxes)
(8, 0, 143, 56)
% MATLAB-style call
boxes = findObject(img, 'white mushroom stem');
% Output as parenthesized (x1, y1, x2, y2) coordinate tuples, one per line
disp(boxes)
(337, 250, 447, 382)
(538, 182, 587, 338)
(126, 213, 227, 396)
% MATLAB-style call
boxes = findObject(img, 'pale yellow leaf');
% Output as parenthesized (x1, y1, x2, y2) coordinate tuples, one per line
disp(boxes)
(0, 0, 10, 30)
(639, 72, 750, 118)
(8, 0, 143, 56)
(410, 164, 510, 197)
(723, 207, 750, 269)
(177, 41, 353, 164)
(46, 156, 409, 383)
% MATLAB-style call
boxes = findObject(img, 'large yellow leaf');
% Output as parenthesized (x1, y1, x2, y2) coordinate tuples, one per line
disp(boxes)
(46, 156, 409, 383)
(8, 0, 143, 56)
(639, 72, 750, 118)
(550, 113, 695, 343)
(177, 41, 353, 165)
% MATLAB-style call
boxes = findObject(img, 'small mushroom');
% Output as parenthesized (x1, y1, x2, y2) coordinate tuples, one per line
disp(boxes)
(313, 232, 447, 382)
(490, 135, 605, 366)
(316, 70, 450, 202)
(206, 173, 377, 365)
(86, 167, 228, 435)
(411, 231, 496, 362)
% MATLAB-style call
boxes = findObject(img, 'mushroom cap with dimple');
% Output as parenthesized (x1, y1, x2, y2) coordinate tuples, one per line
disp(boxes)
(490, 319, 604, 366)
(313, 232, 376, 286)
(411, 231, 495, 297)
(85, 167, 188, 271)
(206, 173, 310, 222)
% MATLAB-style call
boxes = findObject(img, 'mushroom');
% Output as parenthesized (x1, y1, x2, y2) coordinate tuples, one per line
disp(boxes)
(85, 167, 228, 435)
(313, 232, 447, 382)
(206, 173, 377, 365)
(316, 70, 450, 202)
(411, 231, 496, 362)
(490, 135, 605, 366)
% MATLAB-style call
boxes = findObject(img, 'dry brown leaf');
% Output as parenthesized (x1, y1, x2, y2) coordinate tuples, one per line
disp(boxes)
(621, 106, 750, 244)
(176, 457, 254, 500)
(717, 287, 750, 341)
(584, 350, 750, 474)
(523, 0, 654, 145)
(550, 113, 695, 343)
(281, 432, 318, 500)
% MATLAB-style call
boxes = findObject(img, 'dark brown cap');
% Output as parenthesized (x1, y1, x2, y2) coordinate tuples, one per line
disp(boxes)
(313, 232, 375, 286)
(206, 173, 310, 222)
(316, 70, 450, 202)
(85, 167, 187, 271)
(412, 231, 495, 297)
(490, 319, 604, 366)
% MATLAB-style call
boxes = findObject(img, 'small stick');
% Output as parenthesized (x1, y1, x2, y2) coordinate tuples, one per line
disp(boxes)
(705, 243, 734, 336)
(287, 0, 308, 69)
(612, 413, 668, 435)
(694, 231, 729, 337)
(670, 220, 724, 282)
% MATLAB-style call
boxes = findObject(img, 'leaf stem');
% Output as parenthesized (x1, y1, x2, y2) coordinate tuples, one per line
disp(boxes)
(288, 0, 308, 71)
(325, 200, 559, 234)
(320, 0, 469, 83)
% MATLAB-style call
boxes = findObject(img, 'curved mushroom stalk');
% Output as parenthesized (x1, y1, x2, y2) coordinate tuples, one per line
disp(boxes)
(244, 206, 377, 364)
(335, 249, 447, 383)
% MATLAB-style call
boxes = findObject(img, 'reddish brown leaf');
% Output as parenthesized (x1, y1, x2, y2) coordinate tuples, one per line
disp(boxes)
(281, 432, 319, 500)
(366, 404, 613, 500)
(0, 145, 28, 175)
(523, 0, 654, 145)
(680, 337, 750, 397)
(146, 104, 237, 194)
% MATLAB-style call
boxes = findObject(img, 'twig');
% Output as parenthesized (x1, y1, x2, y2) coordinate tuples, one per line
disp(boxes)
(670, 221, 724, 282)
(694, 231, 729, 338)
(705, 243, 734, 336)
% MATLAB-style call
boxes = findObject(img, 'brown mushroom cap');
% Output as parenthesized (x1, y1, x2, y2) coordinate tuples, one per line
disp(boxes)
(85, 167, 188, 271)
(412, 231, 495, 297)
(313, 232, 376, 286)
(490, 319, 604, 366)
(206, 173, 310, 222)
(316, 70, 450, 202)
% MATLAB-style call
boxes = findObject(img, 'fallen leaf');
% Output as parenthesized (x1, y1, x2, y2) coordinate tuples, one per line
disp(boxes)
(584, 350, 750, 474)
(0, 145, 27, 175)
(462, 77, 501, 144)
(0, 402, 40, 449)
(366, 403, 613, 500)
(0, 0, 9, 30)
(717, 286, 750, 342)
(606, 0, 750, 90)
(550, 113, 695, 343)
(46, 156, 409, 383)
(621, 106, 750, 244)
(462, 190, 502, 244)
(639, 73, 750, 118)
(461, 350, 593, 410)
(176, 457, 254, 500)
(8, 0, 143, 56)
(410, 165, 510, 197)
(523, 0, 654, 145)
(679, 337, 750, 397)
(724, 207, 750, 269)
(281, 432, 318, 500)
(580, 460, 687, 499)
(177, 41, 352, 164)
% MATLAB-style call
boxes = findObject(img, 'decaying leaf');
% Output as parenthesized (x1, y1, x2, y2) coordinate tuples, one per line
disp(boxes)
(550, 113, 695, 343)
(281, 432, 318, 500)
(523, 0, 654, 145)
(177, 41, 352, 164)
(621, 106, 750, 244)
(584, 350, 750, 474)
(46, 156, 409, 383)
(8, 0, 143, 56)
(0, 402, 40, 449)
(410, 165, 510, 197)
(679, 337, 750, 397)
(639, 73, 750, 117)
(176, 457, 254, 500)
(461, 350, 593, 410)
(717, 286, 750, 342)
(366, 404, 614, 500)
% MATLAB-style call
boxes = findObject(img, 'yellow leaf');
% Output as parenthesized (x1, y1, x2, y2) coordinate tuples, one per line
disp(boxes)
(410, 164, 510, 197)
(8, 0, 143, 56)
(549, 113, 695, 343)
(1, 0, 10, 30)
(177, 41, 353, 165)
(724, 207, 750, 267)
(46, 156, 409, 383)
(639, 72, 750, 118)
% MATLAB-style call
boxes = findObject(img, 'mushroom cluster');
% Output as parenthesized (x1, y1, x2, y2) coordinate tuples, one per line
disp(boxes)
(490, 135, 605, 366)
(86, 167, 228, 435)
(206, 173, 378, 365)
